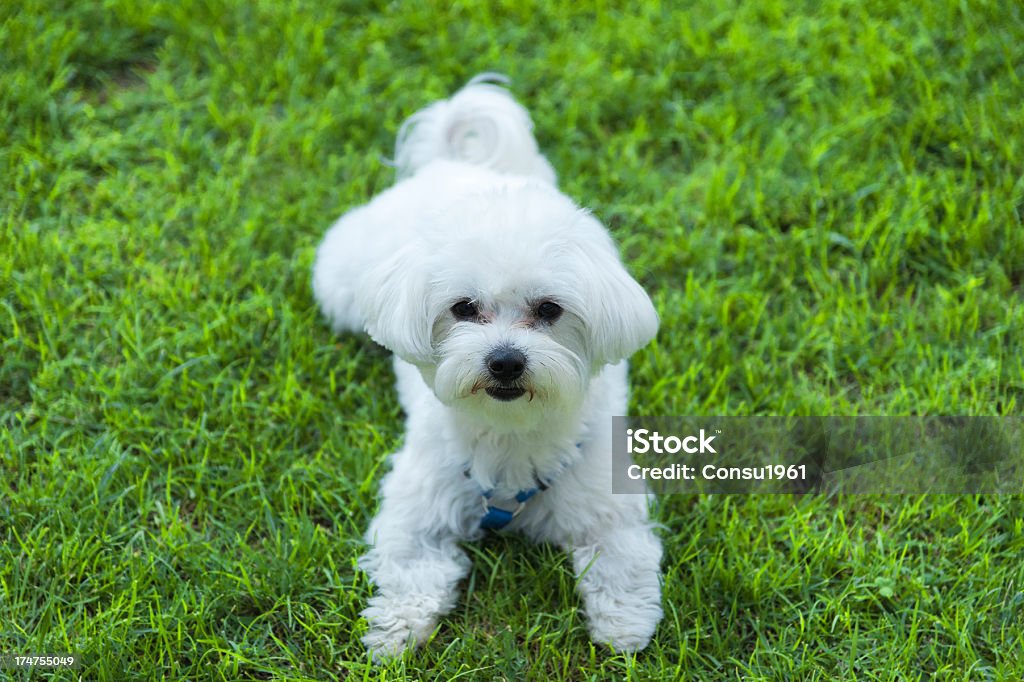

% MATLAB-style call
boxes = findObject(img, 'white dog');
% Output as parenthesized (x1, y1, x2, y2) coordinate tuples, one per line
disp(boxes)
(312, 74, 663, 659)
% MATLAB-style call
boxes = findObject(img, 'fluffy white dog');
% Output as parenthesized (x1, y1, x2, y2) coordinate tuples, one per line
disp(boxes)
(312, 74, 663, 659)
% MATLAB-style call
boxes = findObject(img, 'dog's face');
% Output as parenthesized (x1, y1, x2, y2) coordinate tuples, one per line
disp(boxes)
(357, 184, 658, 431)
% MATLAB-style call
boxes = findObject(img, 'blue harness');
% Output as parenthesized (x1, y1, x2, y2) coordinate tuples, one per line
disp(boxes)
(477, 480, 548, 531)
(479, 485, 540, 528)
(469, 443, 580, 531)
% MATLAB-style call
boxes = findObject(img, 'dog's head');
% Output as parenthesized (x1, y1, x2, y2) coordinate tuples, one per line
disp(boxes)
(357, 183, 658, 431)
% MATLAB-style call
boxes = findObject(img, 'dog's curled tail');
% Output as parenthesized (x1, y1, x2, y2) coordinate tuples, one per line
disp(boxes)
(393, 73, 557, 184)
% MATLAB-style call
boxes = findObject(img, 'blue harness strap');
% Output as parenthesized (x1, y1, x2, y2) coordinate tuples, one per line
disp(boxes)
(468, 442, 581, 531)
(479, 488, 538, 531)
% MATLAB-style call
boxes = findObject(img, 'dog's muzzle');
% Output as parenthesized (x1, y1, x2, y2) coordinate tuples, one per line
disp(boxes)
(484, 347, 527, 401)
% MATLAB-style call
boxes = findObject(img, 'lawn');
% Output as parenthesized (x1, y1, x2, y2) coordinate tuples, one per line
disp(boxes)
(2, 0, 1023, 679)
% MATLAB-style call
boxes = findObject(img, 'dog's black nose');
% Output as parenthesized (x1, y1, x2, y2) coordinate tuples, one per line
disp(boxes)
(486, 347, 526, 383)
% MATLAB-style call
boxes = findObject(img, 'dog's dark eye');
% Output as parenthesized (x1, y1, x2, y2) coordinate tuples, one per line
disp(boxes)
(451, 300, 479, 320)
(536, 300, 563, 321)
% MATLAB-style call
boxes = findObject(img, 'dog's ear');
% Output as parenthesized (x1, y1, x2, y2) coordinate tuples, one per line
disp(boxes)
(570, 231, 659, 369)
(356, 244, 435, 364)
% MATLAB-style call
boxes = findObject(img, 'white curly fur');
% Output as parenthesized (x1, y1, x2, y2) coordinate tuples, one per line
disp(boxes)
(312, 75, 663, 660)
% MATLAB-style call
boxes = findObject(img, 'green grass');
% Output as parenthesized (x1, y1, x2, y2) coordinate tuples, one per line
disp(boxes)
(2, 0, 1024, 679)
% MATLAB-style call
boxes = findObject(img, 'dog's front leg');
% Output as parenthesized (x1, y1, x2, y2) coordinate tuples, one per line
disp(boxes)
(358, 518, 470, 660)
(570, 523, 663, 652)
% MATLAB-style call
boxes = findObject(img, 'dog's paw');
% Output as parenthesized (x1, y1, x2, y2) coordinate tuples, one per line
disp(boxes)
(360, 594, 444, 661)
(361, 627, 413, 663)
(584, 592, 663, 653)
